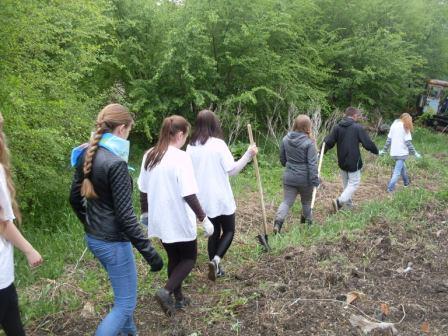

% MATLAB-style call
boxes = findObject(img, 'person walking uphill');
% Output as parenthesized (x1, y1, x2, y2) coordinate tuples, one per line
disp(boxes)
(186, 110, 257, 282)
(324, 107, 379, 212)
(273, 115, 320, 234)
(70, 104, 163, 336)
(138, 115, 214, 317)
(379, 113, 421, 192)
(0, 112, 43, 336)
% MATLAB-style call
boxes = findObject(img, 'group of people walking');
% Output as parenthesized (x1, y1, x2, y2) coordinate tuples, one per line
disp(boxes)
(0, 104, 420, 336)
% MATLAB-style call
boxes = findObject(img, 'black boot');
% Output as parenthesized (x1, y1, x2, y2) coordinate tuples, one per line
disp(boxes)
(305, 219, 313, 226)
(155, 288, 175, 316)
(273, 219, 284, 234)
(300, 215, 306, 224)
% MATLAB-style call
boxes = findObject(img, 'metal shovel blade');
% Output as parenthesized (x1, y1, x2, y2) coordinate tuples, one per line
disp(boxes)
(257, 234, 271, 252)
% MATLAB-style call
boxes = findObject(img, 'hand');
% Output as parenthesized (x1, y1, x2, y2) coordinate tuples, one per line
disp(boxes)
(148, 252, 163, 272)
(379, 149, 385, 156)
(140, 213, 148, 227)
(25, 249, 43, 268)
(201, 217, 214, 237)
(246, 144, 258, 157)
(415, 152, 422, 159)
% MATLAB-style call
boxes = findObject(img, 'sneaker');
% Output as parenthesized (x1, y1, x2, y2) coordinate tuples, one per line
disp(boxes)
(273, 219, 284, 234)
(154, 288, 175, 317)
(208, 260, 218, 281)
(217, 264, 225, 278)
(174, 296, 191, 310)
(332, 199, 341, 213)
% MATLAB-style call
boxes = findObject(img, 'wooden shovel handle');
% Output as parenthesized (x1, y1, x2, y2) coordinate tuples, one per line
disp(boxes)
(311, 142, 326, 209)
(247, 124, 268, 235)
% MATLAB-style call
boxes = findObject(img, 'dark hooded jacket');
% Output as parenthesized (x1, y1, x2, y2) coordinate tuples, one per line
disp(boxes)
(324, 117, 378, 172)
(280, 131, 319, 187)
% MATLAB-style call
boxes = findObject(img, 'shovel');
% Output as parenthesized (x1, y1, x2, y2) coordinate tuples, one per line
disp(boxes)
(247, 124, 271, 252)
(311, 142, 326, 209)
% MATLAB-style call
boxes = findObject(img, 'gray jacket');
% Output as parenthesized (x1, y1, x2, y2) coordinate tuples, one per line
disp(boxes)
(280, 131, 319, 187)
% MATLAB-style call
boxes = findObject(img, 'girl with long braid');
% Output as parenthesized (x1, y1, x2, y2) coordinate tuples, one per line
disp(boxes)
(0, 112, 43, 336)
(138, 115, 214, 316)
(70, 104, 163, 336)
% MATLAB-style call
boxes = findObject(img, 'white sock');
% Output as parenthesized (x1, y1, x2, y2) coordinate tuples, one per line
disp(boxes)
(213, 255, 221, 265)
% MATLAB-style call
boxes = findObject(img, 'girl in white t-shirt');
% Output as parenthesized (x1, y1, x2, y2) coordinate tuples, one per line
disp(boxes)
(0, 113, 42, 335)
(380, 113, 421, 192)
(186, 110, 257, 282)
(138, 115, 213, 317)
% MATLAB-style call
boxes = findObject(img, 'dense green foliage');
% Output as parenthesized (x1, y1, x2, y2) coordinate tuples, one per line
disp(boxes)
(1, 0, 447, 223)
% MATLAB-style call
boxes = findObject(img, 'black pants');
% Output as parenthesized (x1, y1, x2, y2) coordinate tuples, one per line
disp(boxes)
(162, 240, 197, 299)
(0, 283, 26, 336)
(207, 213, 235, 260)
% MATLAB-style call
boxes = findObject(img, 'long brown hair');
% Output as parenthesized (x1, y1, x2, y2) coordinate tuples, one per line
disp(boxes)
(292, 114, 313, 138)
(189, 109, 223, 145)
(81, 104, 134, 199)
(145, 115, 190, 170)
(400, 113, 413, 133)
(0, 113, 21, 226)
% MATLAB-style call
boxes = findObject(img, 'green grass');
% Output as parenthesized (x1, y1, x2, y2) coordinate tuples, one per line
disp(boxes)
(13, 127, 448, 329)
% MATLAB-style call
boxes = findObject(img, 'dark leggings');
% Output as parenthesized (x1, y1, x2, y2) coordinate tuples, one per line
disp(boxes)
(162, 240, 197, 300)
(207, 213, 235, 260)
(0, 283, 26, 336)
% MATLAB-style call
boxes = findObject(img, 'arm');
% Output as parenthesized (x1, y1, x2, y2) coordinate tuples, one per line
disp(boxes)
(69, 161, 87, 225)
(358, 127, 379, 154)
(405, 140, 417, 155)
(109, 161, 162, 271)
(183, 194, 206, 221)
(1, 221, 42, 267)
(324, 126, 338, 153)
(307, 143, 320, 187)
(228, 150, 252, 176)
(279, 140, 286, 167)
(382, 137, 392, 152)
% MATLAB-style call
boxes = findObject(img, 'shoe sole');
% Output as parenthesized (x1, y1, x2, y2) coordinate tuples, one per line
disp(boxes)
(332, 200, 339, 213)
(155, 293, 175, 317)
(208, 261, 217, 282)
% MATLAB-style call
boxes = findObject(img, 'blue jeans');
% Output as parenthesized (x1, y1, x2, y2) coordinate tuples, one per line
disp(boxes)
(387, 159, 410, 192)
(86, 235, 137, 336)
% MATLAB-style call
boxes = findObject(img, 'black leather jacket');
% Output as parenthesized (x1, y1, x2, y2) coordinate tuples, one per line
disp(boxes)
(70, 147, 161, 267)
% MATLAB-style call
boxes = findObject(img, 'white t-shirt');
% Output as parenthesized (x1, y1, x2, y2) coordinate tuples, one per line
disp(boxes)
(388, 120, 412, 157)
(186, 137, 237, 218)
(138, 146, 198, 244)
(0, 164, 16, 289)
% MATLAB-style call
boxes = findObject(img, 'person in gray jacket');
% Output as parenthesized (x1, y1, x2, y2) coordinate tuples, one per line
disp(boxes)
(273, 115, 320, 234)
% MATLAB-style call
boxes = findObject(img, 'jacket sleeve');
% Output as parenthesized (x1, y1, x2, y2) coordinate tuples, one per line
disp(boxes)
(307, 142, 320, 187)
(358, 126, 379, 154)
(324, 126, 338, 153)
(279, 140, 287, 167)
(109, 161, 161, 265)
(69, 162, 87, 225)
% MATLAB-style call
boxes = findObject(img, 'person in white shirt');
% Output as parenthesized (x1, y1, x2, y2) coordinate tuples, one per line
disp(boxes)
(186, 110, 257, 282)
(0, 112, 42, 336)
(138, 115, 213, 316)
(380, 113, 421, 192)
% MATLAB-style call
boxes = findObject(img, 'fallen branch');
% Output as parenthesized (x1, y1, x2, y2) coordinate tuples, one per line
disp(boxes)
(349, 314, 398, 335)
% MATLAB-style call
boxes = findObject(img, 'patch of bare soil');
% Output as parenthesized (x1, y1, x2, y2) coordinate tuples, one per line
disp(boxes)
(28, 160, 447, 335)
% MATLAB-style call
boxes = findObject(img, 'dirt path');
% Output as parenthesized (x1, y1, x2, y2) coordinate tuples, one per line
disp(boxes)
(28, 161, 448, 335)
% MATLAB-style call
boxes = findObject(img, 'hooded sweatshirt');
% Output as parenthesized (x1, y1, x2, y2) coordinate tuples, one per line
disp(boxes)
(324, 117, 378, 172)
(280, 131, 319, 187)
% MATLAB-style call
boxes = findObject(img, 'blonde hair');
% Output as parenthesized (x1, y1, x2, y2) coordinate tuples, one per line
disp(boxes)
(400, 113, 413, 133)
(81, 104, 134, 199)
(0, 113, 22, 230)
(292, 114, 313, 138)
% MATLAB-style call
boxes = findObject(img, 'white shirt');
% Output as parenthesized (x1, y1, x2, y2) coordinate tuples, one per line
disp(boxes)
(0, 164, 16, 289)
(388, 120, 412, 157)
(138, 146, 198, 243)
(186, 137, 237, 218)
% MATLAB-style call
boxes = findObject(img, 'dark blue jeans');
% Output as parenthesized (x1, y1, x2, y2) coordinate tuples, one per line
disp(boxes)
(86, 235, 137, 336)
